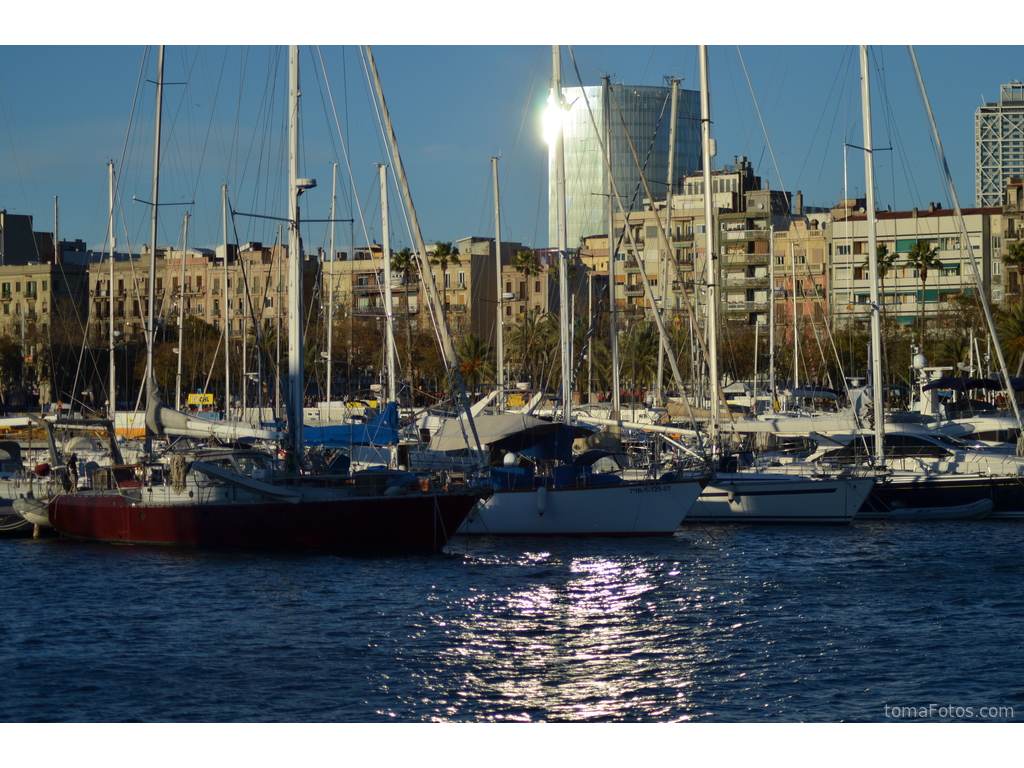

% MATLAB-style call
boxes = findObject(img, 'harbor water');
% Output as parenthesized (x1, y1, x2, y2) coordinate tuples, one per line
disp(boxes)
(1, 521, 1022, 723)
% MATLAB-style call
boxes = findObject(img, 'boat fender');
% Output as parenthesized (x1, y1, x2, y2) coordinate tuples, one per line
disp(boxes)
(536, 485, 547, 516)
(727, 486, 737, 504)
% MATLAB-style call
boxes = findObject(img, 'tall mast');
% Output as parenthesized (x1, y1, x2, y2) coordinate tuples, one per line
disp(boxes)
(492, 156, 505, 399)
(176, 213, 188, 412)
(552, 45, 573, 425)
(908, 45, 1024, 435)
(222, 184, 230, 419)
(792, 224, 799, 394)
(860, 45, 885, 466)
(286, 44, 309, 467)
(769, 225, 776, 405)
(656, 77, 679, 408)
(700, 44, 719, 446)
(144, 44, 164, 456)
(108, 161, 117, 423)
(605, 76, 621, 413)
(363, 45, 481, 454)
(378, 163, 397, 404)
(327, 162, 337, 418)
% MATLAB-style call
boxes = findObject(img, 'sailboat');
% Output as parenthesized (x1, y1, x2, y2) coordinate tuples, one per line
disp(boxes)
(457, 46, 708, 536)
(680, 45, 874, 525)
(46, 46, 484, 552)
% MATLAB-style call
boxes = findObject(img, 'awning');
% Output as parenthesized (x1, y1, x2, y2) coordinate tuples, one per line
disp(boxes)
(921, 377, 1001, 392)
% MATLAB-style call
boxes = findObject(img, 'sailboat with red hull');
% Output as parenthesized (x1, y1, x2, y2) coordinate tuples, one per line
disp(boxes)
(47, 47, 483, 553)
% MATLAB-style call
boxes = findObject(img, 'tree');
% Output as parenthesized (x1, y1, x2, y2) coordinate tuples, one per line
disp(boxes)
(906, 240, 943, 345)
(455, 333, 495, 393)
(997, 302, 1024, 376)
(1003, 241, 1024, 304)
(429, 242, 460, 316)
(392, 247, 419, 405)
(0, 334, 22, 408)
(868, 243, 900, 310)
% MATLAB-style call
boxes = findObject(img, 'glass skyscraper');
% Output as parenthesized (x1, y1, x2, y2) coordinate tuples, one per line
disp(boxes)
(976, 81, 1024, 207)
(549, 82, 701, 249)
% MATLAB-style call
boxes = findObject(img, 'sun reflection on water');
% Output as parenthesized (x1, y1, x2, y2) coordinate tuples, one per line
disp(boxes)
(417, 549, 721, 722)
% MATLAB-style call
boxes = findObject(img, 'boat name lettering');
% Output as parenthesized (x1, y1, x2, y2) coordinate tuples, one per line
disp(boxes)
(630, 485, 670, 494)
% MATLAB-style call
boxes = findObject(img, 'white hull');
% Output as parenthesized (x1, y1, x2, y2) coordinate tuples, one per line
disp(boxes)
(459, 478, 703, 536)
(12, 496, 50, 527)
(685, 473, 875, 524)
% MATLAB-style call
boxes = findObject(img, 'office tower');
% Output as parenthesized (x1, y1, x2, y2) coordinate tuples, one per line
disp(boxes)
(549, 82, 701, 249)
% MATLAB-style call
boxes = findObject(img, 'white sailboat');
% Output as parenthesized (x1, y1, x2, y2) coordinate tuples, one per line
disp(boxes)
(458, 45, 707, 536)
(683, 45, 874, 525)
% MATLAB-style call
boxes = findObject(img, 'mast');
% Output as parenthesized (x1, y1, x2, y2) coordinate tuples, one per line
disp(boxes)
(769, 224, 776, 406)
(860, 45, 885, 466)
(327, 162, 337, 418)
(378, 163, 398, 404)
(108, 161, 117, 423)
(176, 213, 188, 412)
(656, 78, 679, 408)
(791, 226, 799, 395)
(285, 44, 313, 468)
(908, 46, 1024, 438)
(605, 76, 621, 413)
(700, 44, 719, 447)
(492, 156, 505, 399)
(552, 45, 573, 425)
(144, 44, 164, 456)
(222, 184, 230, 419)
(363, 45, 482, 454)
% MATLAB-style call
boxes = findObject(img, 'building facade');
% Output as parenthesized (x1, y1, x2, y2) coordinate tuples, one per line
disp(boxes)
(976, 81, 1024, 207)
(828, 203, 1003, 325)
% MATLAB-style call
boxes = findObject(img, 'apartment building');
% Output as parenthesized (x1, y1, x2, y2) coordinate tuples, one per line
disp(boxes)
(828, 202, 1002, 324)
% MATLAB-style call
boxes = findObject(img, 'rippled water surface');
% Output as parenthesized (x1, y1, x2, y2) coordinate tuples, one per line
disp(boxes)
(2, 522, 1022, 722)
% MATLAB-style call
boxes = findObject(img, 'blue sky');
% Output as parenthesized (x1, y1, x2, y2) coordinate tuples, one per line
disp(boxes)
(2, 36, 1021, 255)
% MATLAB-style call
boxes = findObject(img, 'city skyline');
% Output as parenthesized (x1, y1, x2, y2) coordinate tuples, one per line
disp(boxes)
(3, 43, 1023, 258)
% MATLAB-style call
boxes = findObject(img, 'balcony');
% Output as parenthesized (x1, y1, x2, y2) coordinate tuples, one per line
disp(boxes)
(721, 229, 770, 242)
(724, 300, 768, 312)
(723, 253, 769, 266)
(723, 276, 769, 288)
(624, 284, 645, 297)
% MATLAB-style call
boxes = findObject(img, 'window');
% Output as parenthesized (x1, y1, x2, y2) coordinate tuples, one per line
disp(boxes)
(265, 297, 273, 309)
(457, 271, 465, 287)
(836, 244, 852, 256)
(42, 281, 47, 292)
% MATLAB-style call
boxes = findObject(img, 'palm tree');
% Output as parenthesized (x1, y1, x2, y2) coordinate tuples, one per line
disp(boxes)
(864, 243, 900, 384)
(867, 243, 900, 310)
(1003, 241, 1024, 304)
(511, 249, 541, 310)
(455, 333, 495, 393)
(997, 302, 1024, 376)
(391, 247, 419, 403)
(429, 241, 460, 316)
(906, 239, 943, 345)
